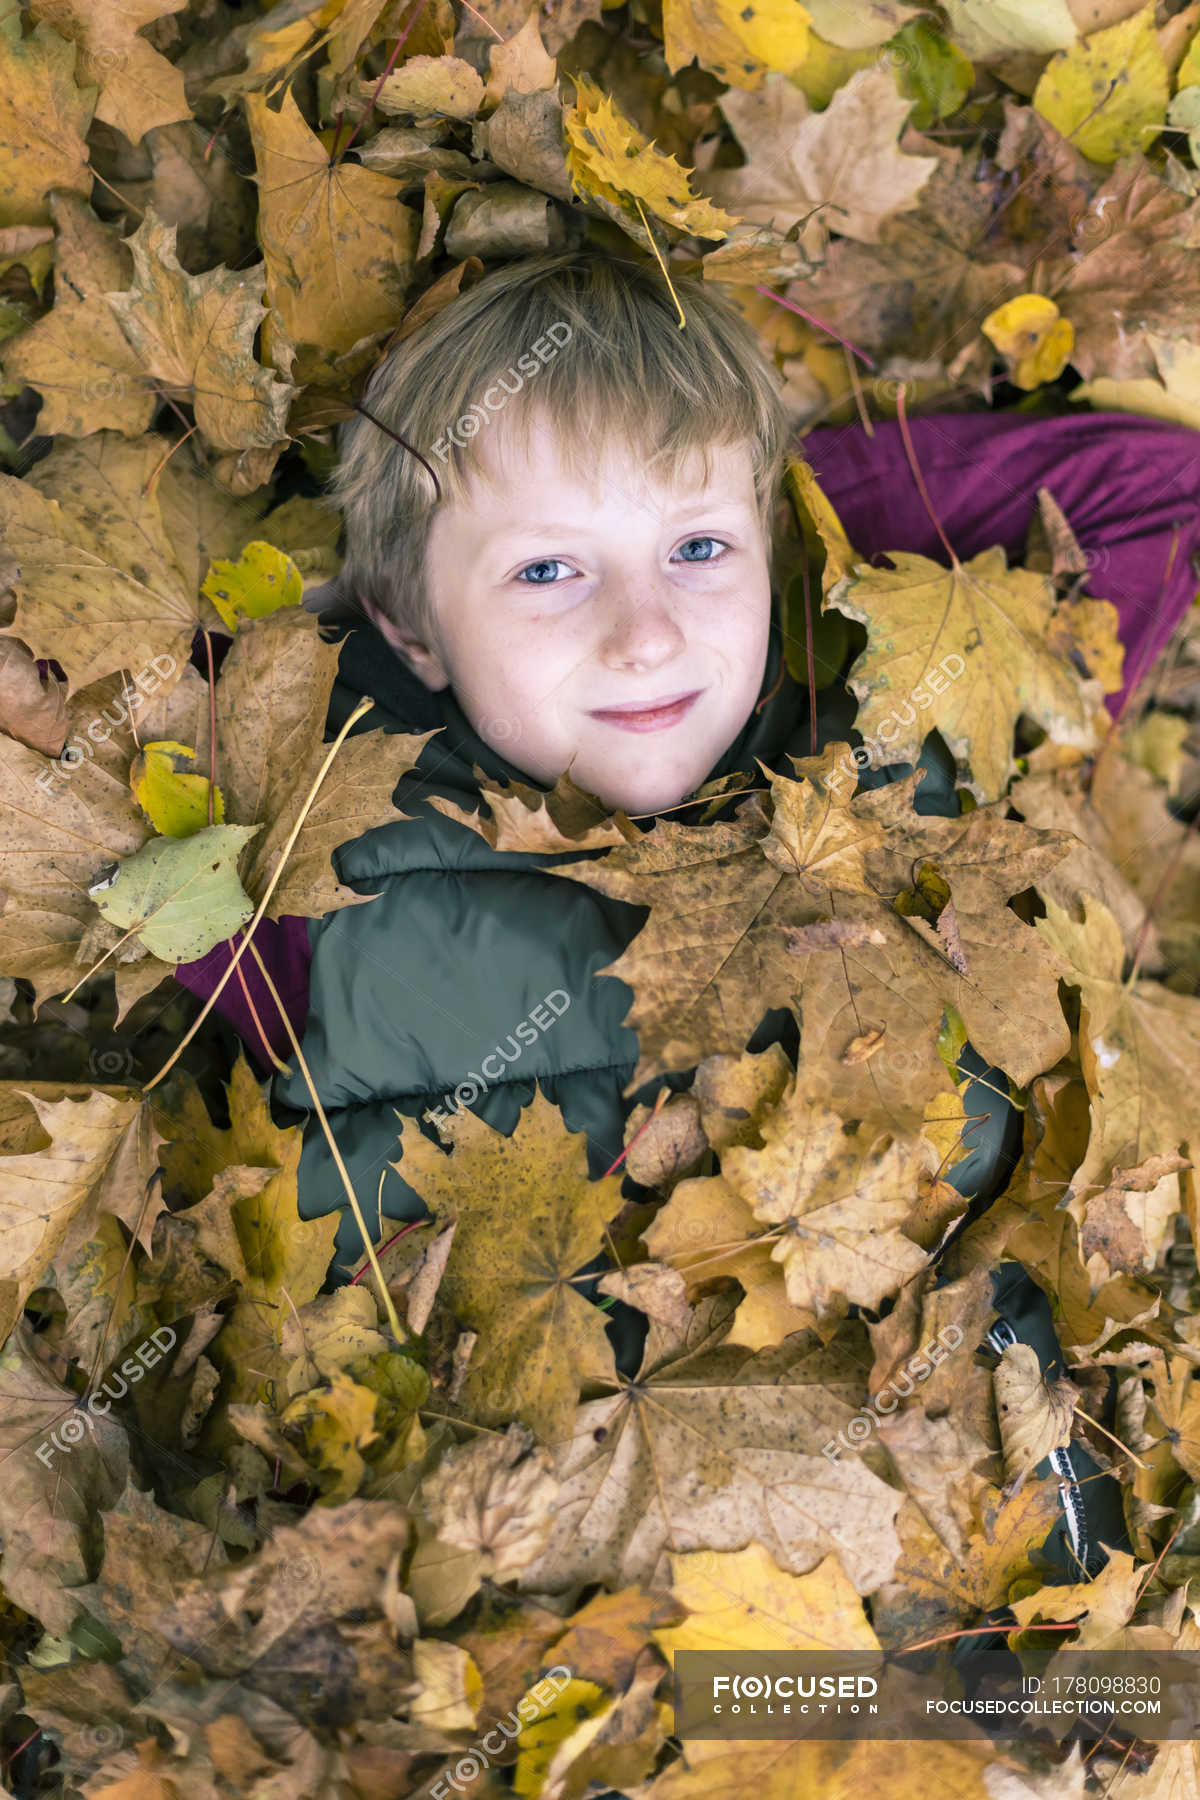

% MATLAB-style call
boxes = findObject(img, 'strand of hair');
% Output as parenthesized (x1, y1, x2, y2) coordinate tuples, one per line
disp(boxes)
(352, 399, 443, 504)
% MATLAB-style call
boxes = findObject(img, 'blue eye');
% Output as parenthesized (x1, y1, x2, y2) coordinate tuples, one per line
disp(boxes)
(675, 536, 725, 562)
(515, 558, 572, 584)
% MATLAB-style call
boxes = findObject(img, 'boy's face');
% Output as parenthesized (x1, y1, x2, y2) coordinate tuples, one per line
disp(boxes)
(386, 409, 773, 815)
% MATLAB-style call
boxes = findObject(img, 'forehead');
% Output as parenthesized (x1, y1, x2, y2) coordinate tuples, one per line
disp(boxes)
(450, 404, 758, 517)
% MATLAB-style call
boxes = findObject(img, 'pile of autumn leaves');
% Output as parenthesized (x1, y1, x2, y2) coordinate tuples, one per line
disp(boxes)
(5, 493, 1200, 1800)
(4, 0, 1200, 1793)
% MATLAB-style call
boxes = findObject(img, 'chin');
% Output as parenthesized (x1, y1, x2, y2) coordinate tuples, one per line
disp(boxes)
(589, 772, 697, 817)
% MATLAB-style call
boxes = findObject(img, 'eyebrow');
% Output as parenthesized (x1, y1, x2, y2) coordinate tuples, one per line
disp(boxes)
(483, 498, 756, 548)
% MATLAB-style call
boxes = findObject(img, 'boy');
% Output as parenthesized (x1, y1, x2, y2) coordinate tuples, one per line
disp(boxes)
(189, 251, 1149, 1579)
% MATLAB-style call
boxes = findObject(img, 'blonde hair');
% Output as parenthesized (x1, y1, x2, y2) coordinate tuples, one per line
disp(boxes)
(328, 250, 791, 638)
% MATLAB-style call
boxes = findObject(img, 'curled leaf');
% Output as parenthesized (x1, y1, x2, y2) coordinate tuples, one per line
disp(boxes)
(130, 741, 224, 838)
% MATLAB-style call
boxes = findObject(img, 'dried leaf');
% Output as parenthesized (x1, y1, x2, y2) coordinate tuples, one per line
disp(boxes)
(0, 636, 66, 756)
(2, 193, 154, 439)
(707, 66, 938, 247)
(246, 87, 419, 372)
(394, 1091, 622, 1440)
(105, 210, 294, 464)
(0, 12, 94, 228)
(994, 1340, 1079, 1489)
(210, 609, 430, 917)
(28, 0, 190, 146)
(0, 1085, 150, 1343)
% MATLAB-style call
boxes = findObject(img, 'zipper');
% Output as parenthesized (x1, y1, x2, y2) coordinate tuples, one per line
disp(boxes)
(985, 1316, 1087, 1569)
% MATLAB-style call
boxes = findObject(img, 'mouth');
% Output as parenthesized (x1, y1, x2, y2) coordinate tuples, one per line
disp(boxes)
(588, 690, 703, 733)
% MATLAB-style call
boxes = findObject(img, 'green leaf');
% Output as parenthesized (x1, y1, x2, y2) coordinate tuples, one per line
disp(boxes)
(201, 539, 305, 633)
(88, 823, 259, 962)
(890, 21, 973, 129)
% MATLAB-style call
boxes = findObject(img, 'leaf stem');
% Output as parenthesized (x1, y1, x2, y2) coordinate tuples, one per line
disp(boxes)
(203, 629, 217, 827)
(231, 956, 289, 1074)
(755, 285, 876, 369)
(890, 1619, 1080, 1658)
(245, 938, 404, 1342)
(1072, 1399, 1150, 1470)
(633, 195, 685, 327)
(602, 1083, 670, 1178)
(895, 382, 958, 567)
(334, 0, 435, 163)
(349, 1217, 428, 1285)
(143, 694, 375, 1091)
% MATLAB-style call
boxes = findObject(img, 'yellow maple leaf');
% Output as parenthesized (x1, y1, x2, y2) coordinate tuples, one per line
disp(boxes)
(1033, 3, 1169, 164)
(657, 1543, 879, 1660)
(649, 1549, 1003, 1797)
(246, 87, 419, 371)
(662, 0, 810, 92)
(393, 1089, 623, 1442)
(828, 545, 1120, 801)
(0, 12, 93, 228)
(28, 0, 190, 146)
(564, 75, 738, 241)
(159, 1055, 338, 1409)
(201, 541, 304, 634)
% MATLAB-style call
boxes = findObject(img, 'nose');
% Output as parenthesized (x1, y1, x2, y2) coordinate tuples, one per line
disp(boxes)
(597, 586, 687, 674)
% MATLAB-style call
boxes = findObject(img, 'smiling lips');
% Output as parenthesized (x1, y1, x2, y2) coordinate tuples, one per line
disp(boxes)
(588, 690, 703, 733)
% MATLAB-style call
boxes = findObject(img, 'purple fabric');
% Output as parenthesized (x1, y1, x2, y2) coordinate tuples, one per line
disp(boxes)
(804, 410, 1200, 719)
(173, 916, 312, 1068)
(176, 411, 1200, 1063)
